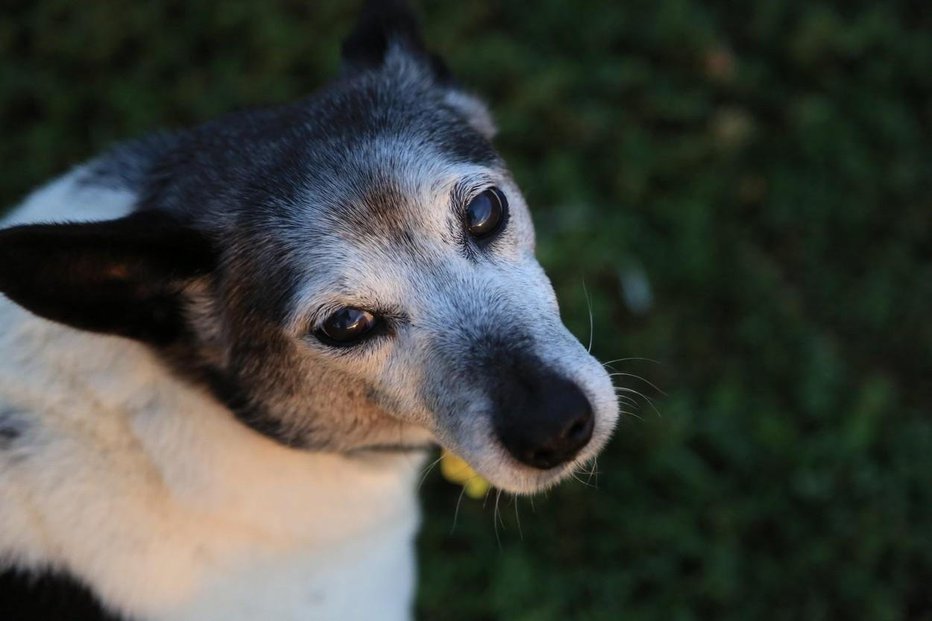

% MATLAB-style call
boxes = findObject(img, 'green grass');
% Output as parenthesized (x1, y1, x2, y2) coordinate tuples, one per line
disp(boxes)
(2, 1, 930, 619)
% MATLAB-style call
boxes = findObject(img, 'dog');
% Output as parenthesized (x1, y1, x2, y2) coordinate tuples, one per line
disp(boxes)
(0, 1, 619, 619)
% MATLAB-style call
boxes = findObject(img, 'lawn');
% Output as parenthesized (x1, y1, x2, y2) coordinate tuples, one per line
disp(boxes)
(1, 1, 930, 619)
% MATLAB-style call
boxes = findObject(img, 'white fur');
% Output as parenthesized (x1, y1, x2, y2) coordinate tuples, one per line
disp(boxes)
(0, 168, 424, 621)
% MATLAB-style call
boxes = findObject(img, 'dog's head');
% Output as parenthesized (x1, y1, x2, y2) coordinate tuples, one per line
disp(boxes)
(0, 0, 618, 494)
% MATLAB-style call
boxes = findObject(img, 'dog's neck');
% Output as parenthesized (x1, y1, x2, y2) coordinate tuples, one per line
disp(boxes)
(0, 171, 424, 621)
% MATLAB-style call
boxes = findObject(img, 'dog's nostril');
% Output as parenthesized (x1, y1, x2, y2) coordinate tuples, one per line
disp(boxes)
(551, 408, 594, 459)
(564, 415, 592, 442)
(527, 448, 559, 469)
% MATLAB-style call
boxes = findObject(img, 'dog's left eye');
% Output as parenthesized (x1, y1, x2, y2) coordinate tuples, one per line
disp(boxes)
(465, 188, 507, 238)
(316, 308, 377, 345)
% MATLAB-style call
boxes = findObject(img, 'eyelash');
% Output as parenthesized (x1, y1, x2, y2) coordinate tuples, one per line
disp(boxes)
(454, 184, 491, 216)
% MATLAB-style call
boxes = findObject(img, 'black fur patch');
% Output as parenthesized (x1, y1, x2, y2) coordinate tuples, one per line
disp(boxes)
(0, 211, 216, 345)
(0, 569, 129, 621)
(202, 367, 306, 447)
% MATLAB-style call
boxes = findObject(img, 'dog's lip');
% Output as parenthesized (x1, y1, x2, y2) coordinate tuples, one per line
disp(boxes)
(444, 438, 599, 495)
(431, 377, 617, 493)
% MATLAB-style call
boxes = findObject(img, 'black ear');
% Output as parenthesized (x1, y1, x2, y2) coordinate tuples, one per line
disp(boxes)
(0, 210, 215, 345)
(342, 0, 453, 82)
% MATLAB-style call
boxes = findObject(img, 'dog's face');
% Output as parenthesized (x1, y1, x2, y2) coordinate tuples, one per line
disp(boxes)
(268, 116, 619, 493)
(0, 1, 618, 494)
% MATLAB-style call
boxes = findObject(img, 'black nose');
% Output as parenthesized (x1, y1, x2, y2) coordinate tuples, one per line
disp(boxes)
(493, 373, 594, 470)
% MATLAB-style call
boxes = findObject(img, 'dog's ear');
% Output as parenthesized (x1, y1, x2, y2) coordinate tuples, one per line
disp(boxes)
(342, 0, 496, 138)
(443, 90, 497, 139)
(0, 210, 216, 345)
(342, 0, 453, 82)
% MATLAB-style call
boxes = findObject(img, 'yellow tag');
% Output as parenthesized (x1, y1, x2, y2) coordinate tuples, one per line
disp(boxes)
(440, 450, 491, 499)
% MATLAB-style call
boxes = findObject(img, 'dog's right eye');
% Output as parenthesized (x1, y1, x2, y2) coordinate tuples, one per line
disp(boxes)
(316, 308, 377, 345)
(465, 187, 507, 239)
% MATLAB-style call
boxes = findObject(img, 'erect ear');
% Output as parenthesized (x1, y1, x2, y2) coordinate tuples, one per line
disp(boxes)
(443, 90, 497, 139)
(342, 0, 497, 138)
(341, 0, 453, 83)
(0, 210, 216, 345)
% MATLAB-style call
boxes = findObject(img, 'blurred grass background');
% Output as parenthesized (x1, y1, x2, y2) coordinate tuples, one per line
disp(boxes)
(1, 0, 930, 619)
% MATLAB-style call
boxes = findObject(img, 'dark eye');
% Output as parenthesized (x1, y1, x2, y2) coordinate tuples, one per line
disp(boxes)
(317, 307, 377, 345)
(465, 187, 507, 238)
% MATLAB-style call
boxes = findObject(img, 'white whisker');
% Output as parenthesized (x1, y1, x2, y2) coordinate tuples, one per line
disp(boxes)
(582, 280, 594, 354)
(601, 357, 661, 367)
(585, 456, 599, 487)
(621, 408, 645, 422)
(493, 490, 503, 549)
(607, 371, 666, 396)
(513, 494, 523, 541)
(570, 468, 597, 488)
(615, 386, 663, 417)
(614, 394, 640, 409)
(417, 453, 444, 492)
(450, 484, 468, 535)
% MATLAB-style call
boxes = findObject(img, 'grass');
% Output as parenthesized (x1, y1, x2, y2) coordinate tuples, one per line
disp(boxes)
(1, 1, 930, 619)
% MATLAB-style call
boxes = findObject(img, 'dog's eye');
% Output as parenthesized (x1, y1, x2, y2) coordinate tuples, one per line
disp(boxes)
(465, 188, 507, 238)
(317, 308, 377, 344)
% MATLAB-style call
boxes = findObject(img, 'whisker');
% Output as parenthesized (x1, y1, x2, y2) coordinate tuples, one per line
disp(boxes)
(612, 384, 643, 400)
(615, 386, 663, 417)
(585, 457, 599, 487)
(614, 393, 641, 409)
(582, 280, 594, 354)
(450, 484, 468, 535)
(493, 490, 503, 549)
(607, 371, 667, 396)
(570, 470, 597, 488)
(621, 408, 646, 422)
(513, 494, 523, 541)
(417, 453, 444, 492)
(601, 357, 661, 367)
